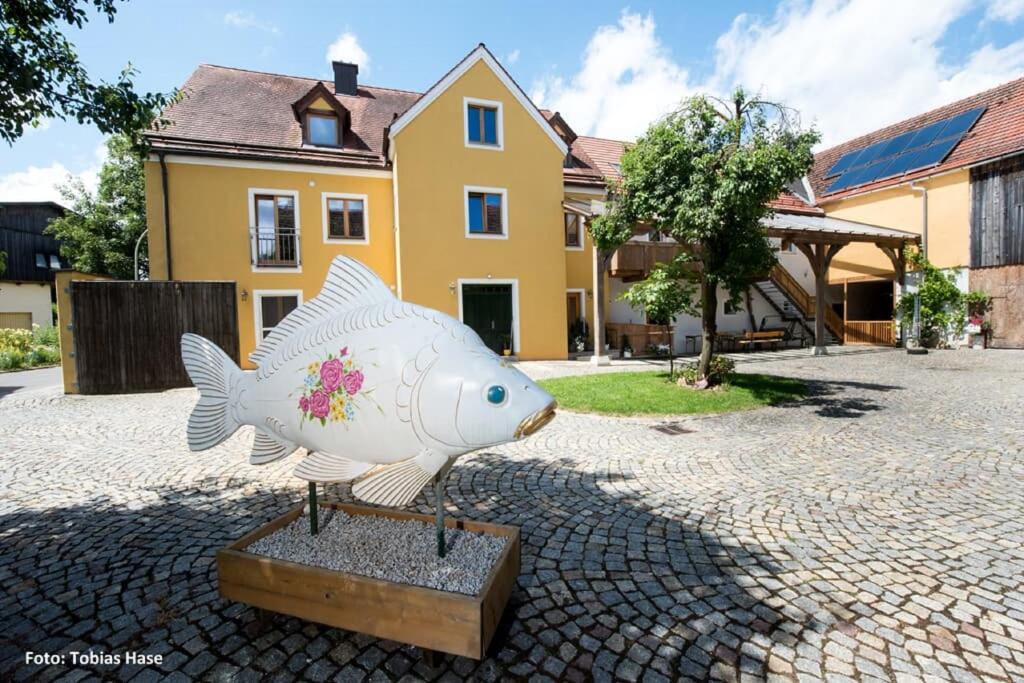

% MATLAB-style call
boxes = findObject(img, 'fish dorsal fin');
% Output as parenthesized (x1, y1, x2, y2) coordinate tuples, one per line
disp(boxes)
(249, 256, 396, 366)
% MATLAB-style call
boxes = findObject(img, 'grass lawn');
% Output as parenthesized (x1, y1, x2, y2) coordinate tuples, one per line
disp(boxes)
(538, 371, 807, 416)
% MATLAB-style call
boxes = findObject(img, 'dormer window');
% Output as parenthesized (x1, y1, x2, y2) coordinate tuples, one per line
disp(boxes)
(306, 112, 340, 146)
(292, 82, 350, 149)
(464, 97, 503, 150)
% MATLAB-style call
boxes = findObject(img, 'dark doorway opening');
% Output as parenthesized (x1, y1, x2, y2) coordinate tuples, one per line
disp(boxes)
(461, 284, 514, 355)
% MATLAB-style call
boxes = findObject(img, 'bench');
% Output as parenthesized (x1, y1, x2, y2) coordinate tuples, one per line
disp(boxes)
(736, 330, 786, 351)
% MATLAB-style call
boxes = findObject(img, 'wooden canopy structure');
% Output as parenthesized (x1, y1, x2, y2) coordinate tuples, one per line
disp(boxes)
(763, 213, 921, 354)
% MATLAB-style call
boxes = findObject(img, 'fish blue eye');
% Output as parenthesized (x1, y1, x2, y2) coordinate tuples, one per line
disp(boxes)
(486, 385, 507, 405)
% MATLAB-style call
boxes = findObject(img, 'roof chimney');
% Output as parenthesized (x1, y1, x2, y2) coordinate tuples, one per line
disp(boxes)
(332, 61, 359, 96)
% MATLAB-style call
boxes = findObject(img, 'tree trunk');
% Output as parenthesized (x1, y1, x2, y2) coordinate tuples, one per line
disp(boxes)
(698, 277, 718, 381)
(666, 323, 674, 376)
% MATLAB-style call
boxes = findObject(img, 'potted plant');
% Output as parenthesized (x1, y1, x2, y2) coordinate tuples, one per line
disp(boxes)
(622, 337, 633, 359)
(502, 333, 513, 357)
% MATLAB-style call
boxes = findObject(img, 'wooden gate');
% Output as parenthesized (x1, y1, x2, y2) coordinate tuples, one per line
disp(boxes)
(70, 280, 238, 394)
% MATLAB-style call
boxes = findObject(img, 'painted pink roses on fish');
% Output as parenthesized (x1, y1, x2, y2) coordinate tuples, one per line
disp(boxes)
(308, 390, 330, 419)
(297, 346, 369, 426)
(342, 369, 363, 395)
(319, 358, 344, 393)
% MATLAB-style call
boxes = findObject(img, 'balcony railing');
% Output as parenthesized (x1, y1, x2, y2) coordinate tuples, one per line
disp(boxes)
(250, 227, 300, 268)
(608, 241, 686, 281)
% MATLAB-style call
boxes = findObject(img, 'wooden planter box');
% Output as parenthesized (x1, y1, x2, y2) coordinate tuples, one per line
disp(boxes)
(217, 502, 520, 660)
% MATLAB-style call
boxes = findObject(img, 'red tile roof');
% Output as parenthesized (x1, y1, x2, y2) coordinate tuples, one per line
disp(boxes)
(767, 191, 823, 215)
(812, 75, 1024, 202)
(147, 65, 421, 168)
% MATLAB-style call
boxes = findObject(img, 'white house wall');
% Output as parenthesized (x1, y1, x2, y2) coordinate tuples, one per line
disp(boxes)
(0, 281, 52, 327)
(608, 279, 779, 354)
(774, 240, 817, 294)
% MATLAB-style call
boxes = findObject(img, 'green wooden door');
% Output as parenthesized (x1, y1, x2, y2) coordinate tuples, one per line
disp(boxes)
(461, 284, 513, 354)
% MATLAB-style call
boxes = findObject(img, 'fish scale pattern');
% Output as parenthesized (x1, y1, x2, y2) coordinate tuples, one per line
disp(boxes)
(1, 348, 1023, 681)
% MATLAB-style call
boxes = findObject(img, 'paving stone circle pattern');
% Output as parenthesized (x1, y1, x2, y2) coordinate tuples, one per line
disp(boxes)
(1, 348, 1023, 682)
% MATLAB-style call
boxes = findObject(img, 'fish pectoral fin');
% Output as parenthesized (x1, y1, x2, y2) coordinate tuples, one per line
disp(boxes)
(293, 452, 375, 482)
(351, 449, 448, 508)
(251, 429, 299, 465)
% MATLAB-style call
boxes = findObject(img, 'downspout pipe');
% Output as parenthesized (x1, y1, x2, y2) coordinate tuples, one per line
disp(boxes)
(159, 152, 173, 280)
(909, 181, 928, 258)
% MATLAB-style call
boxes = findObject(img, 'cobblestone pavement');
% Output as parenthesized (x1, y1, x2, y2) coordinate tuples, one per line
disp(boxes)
(2, 349, 1023, 682)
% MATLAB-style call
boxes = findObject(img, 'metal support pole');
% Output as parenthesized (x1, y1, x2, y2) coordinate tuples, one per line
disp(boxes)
(434, 475, 446, 558)
(308, 482, 318, 536)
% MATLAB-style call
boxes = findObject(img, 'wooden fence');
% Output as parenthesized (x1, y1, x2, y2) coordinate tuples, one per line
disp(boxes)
(68, 280, 238, 394)
(844, 320, 895, 346)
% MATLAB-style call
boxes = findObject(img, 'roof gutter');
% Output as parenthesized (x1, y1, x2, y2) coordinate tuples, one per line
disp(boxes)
(159, 152, 173, 280)
(909, 182, 927, 258)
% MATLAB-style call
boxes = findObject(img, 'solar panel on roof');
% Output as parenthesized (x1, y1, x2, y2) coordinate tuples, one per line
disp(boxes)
(822, 105, 986, 194)
(934, 107, 985, 138)
(905, 120, 948, 149)
(826, 150, 862, 177)
(878, 131, 917, 159)
(905, 137, 961, 172)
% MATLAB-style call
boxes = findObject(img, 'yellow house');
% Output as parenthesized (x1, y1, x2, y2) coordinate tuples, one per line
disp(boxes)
(807, 76, 1024, 348)
(144, 45, 617, 365)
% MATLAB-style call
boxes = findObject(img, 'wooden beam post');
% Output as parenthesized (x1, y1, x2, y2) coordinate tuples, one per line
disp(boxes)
(591, 238, 610, 366)
(794, 240, 846, 355)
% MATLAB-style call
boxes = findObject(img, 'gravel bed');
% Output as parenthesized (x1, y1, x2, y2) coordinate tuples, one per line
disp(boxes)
(245, 510, 508, 595)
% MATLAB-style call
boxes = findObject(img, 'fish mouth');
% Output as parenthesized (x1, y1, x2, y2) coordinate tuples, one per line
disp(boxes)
(515, 401, 557, 439)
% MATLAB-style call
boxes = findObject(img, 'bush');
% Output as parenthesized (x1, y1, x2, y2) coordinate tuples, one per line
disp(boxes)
(0, 328, 33, 353)
(32, 324, 59, 348)
(28, 346, 60, 365)
(676, 355, 736, 387)
(0, 350, 27, 371)
(0, 324, 60, 370)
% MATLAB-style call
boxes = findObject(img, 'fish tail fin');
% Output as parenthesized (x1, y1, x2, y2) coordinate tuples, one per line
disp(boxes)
(181, 333, 244, 451)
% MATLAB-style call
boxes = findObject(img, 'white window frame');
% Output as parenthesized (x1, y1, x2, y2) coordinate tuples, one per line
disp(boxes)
(456, 278, 521, 355)
(464, 185, 509, 240)
(247, 187, 302, 273)
(463, 97, 504, 151)
(321, 192, 370, 245)
(564, 212, 585, 252)
(253, 289, 304, 347)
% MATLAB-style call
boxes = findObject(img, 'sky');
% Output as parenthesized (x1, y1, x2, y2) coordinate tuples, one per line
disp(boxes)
(3, 0, 1024, 206)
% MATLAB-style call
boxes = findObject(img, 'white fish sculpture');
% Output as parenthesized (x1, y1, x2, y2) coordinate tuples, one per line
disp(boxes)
(181, 256, 556, 508)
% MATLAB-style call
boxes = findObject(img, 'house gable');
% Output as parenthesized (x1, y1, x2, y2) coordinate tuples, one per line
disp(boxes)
(388, 44, 567, 157)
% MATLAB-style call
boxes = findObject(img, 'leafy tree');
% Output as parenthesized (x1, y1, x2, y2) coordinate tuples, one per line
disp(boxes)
(47, 133, 146, 279)
(613, 89, 818, 382)
(587, 208, 634, 359)
(619, 260, 696, 376)
(0, 250, 6, 277)
(1, 0, 176, 144)
(895, 248, 967, 347)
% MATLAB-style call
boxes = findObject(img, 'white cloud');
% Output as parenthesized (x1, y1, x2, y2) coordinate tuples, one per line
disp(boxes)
(506, 49, 521, 65)
(530, 13, 691, 141)
(710, 0, 1024, 146)
(532, 3, 1024, 148)
(986, 0, 1024, 21)
(0, 144, 106, 206)
(0, 163, 95, 205)
(223, 11, 279, 34)
(326, 32, 370, 74)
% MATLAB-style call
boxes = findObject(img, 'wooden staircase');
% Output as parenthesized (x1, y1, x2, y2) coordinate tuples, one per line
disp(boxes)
(753, 266, 844, 343)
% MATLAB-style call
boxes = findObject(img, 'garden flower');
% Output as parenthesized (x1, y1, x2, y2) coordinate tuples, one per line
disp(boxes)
(308, 390, 330, 419)
(342, 369, 364, 395)
(298, 396, 309, 413)
(319, 358, 344, 393)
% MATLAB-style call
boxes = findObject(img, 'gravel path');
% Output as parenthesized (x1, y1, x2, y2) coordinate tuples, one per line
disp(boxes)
(246, 511, 507, 595)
